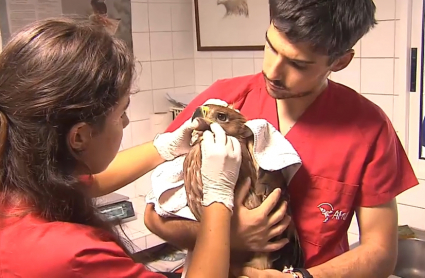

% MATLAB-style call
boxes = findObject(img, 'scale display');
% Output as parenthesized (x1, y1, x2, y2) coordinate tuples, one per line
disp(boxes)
(97, 200, 136, 223)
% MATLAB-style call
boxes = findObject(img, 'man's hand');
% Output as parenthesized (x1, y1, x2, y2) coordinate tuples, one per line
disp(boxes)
(230, 180, 291, 252)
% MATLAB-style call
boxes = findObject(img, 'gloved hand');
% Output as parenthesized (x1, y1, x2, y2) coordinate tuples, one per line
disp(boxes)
(153, 119, 200, 161)
(200, 123, 242, 212)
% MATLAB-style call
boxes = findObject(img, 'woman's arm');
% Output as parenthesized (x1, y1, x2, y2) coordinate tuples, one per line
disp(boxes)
(185, 123, 243, 278)
(89, 142, 163, 197)
(89, 119, 200, 197)
(186, 203, 232, 278)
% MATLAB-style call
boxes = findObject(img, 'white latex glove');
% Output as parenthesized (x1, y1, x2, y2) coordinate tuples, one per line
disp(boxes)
(153, 119, 199, 161)
(201, 123, 242, 212)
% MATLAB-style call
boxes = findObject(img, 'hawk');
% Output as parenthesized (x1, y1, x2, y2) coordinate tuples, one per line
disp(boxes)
(89, 0, 120, 35)
(183, 103, 305, 275)
(217, 0, 249, 18)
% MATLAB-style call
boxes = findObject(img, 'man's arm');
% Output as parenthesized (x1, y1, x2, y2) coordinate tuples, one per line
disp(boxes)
(236, 199, 398, 278)
(299, 119, 413, 278)
(144, 204, 198, 250)
(307, 199, 398, 278)
(301, 118, 412, 277)
(304, 119, 414, 277)
(144, 184, 290, 252)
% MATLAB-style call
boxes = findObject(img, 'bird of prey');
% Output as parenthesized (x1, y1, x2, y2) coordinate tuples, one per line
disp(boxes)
(217, 0, 249, 18)
(91, 0, 108, 15)
(90, 0, 121, 35)
(183, 104, 304, 274)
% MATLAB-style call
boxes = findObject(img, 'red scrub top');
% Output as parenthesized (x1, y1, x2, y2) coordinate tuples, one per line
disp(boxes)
(165, 73, 419, 268)
(0, 212, 165, 278)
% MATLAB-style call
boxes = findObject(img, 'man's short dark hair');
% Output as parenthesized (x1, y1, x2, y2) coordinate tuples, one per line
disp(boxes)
(269, 0, 377, 61)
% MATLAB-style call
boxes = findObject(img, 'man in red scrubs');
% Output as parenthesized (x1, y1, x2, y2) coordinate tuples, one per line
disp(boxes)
(145, 0, 419, 277)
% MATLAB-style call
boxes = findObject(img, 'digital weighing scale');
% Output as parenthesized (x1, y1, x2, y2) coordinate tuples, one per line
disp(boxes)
(95, 192, 136, 223)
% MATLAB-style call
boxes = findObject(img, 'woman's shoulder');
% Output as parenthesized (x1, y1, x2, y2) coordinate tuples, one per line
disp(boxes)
(1, 214, 159, 277)
(3, 213, 113, 250)
(0, 214, 111, 275)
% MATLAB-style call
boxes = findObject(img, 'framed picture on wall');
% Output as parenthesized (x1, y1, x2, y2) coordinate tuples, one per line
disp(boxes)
(0, 0, 133, 50)
(194, 0, 270, 51)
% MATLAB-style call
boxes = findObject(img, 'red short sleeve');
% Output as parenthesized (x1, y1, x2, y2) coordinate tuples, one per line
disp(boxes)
(0, 215, 166, 278)
(165, 78, 245, 133)
(70, 240, 164, 278)
(357, 118, 418, 207)
(79, 175, 93, 185)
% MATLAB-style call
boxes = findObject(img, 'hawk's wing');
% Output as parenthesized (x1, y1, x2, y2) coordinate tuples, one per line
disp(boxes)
(183, 142, 204, 221)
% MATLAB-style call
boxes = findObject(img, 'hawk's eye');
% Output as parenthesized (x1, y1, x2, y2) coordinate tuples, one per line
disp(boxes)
(217, 113, 228, 122)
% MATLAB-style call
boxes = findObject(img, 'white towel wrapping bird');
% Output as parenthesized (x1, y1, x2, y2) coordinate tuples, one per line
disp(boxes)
(145, 98, 303, 277)
(145, 98, 302, 225)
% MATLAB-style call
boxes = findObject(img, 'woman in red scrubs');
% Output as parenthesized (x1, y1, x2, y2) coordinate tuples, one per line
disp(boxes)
(0, 17, 243, 278)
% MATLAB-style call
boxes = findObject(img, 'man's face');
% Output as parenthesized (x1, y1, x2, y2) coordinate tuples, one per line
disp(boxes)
(262, 24, 352, 99)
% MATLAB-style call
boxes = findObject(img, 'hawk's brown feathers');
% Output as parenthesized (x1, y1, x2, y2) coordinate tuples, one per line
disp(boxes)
(183, 104, 305, 275)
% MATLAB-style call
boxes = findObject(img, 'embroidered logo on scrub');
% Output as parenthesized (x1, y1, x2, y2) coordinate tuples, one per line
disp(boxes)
(317, 202, 348, 223)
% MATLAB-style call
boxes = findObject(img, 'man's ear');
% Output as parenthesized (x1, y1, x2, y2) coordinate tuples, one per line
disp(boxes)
(67, 122, 93, 153)
(330, 50, 354, 73)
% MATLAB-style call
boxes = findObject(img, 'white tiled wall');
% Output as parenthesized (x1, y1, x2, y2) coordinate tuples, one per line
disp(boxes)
(129, 0, 195, 119)
(116, 0, 196, 201)
(118, 0, 197, 248)
(191, 0, 264, 94)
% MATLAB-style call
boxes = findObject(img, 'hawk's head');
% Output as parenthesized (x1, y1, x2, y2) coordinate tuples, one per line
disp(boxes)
(191, 104, 253, 139)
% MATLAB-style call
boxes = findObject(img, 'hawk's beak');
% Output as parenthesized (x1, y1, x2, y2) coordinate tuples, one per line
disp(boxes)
(191, 106, 209, 121)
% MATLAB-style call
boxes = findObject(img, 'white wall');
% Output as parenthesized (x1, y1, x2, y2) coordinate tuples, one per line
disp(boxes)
(117, 0, 195, 199)
(118, 0, 196, 248)
(191, 6, 264, 94)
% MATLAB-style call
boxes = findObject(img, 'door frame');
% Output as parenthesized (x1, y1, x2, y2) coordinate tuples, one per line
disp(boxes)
(407, 0, 425, 179)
